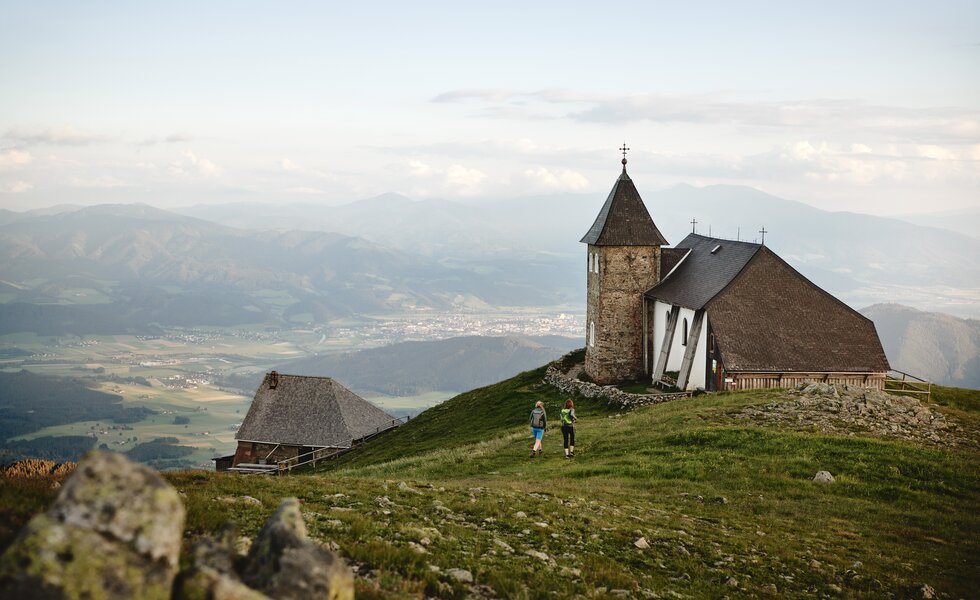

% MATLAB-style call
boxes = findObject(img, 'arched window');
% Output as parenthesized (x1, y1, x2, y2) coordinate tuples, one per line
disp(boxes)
(595, 254, 600, 274)
(682, 318, 689, 346)
(589, 321, 595, 347)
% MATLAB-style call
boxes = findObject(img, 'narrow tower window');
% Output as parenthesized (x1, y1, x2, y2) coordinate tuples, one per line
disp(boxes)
(589, 321, 595, 347)
(682, 318, 689, 346)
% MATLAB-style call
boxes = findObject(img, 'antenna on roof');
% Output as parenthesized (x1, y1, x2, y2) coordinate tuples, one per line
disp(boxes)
(737, 227, 740, 241)
(690, 218, 698, 234)
(619, 142, 630, 172)
(708, 224, 712, 237)
(759, 226, 767, 245)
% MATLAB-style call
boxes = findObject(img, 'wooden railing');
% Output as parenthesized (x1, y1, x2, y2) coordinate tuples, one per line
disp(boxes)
(884, 370, 932, 402)
(273, 416, 410, 474)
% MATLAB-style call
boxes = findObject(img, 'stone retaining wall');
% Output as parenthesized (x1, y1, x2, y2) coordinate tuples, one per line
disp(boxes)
(544, 351, 692, 410)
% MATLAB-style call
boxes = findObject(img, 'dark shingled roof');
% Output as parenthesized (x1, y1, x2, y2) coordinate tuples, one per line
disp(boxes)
(645, 234, 761, 309)
(236, 373, 400, 447)
(580, 171, 668, 246)
(706, 248, 890, 373)
(659, 247, 690, 278)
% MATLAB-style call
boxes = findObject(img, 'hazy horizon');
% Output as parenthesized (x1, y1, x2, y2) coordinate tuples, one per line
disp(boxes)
(1, 1, 978, 218)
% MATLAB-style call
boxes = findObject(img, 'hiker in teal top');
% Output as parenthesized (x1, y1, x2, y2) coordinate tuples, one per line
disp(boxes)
(529, 401, 546, 457)
(560, 399, 577, 458)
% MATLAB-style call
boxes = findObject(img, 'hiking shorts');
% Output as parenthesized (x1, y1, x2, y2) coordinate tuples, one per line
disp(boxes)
(532, 427, 544, 440)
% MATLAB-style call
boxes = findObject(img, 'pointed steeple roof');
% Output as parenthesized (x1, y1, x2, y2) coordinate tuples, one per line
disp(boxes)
(580, 170, 668, 246)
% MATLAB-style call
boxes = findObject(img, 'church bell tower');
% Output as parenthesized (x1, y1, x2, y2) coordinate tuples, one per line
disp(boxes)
(580, 147, 668, 384)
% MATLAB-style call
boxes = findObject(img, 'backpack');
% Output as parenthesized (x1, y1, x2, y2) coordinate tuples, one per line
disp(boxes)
(531, 409, 545, 429)
(560, 408, 574, 426)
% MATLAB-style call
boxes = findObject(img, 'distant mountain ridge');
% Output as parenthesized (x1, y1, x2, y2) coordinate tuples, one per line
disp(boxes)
(176, 184, 980, 318)
(276, 335, 581, 397)
(0, 204, 576, 329)
(862, 303, 980, 389)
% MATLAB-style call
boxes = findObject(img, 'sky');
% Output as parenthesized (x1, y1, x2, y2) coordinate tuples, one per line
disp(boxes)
(0, 1, 978, 215)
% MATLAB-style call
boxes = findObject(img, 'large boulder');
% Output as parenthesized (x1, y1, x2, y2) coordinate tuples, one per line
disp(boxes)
(242, 498, 353, 600)
(173, 524, 270, 600)
(0, 451, 185, 600)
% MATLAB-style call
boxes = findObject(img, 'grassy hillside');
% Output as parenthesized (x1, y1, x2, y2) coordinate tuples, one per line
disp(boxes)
(4, 365, 978, 598)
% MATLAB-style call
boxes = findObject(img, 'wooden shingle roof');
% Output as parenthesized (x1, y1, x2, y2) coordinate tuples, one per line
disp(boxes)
(236, 373, 400, 448)
(706, 248, 890, 373)
(580, 171, 668, 246)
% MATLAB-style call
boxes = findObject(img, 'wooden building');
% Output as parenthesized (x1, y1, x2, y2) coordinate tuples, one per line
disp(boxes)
(216, 372, 402, 472)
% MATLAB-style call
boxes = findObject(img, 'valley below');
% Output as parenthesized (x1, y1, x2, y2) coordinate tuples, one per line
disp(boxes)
(0, 311, 582, 468)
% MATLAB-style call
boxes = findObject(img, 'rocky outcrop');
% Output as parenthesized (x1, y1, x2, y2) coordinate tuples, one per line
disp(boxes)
(734, 383, 973, 447)
(0, 452, 354, 600)
(0, 451, 185, 599)
(242, 498, 353, 600)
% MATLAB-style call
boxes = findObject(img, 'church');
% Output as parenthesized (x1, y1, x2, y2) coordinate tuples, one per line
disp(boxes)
(581, 154, 890, 392)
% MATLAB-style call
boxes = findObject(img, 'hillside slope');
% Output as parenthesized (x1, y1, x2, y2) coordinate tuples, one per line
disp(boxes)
(862, 303, 980, 388)
(6, 366, 977, 598)
(279, 335, 580, 396)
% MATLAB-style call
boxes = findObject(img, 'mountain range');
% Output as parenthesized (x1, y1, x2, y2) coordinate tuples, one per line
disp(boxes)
(861, 304, 980, 389)
(277, 334, 581, 396)
(0, 204, 575, 328)
(176, 184, 980, 317)
(1, 183, 977, 336)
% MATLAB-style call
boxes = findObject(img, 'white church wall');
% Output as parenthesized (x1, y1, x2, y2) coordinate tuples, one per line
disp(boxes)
(651, 300, 708, 390)
(688, 317, 708, 390)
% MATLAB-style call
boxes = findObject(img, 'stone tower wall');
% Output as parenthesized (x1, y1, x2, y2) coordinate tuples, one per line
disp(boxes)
(585, 244, 661, 384)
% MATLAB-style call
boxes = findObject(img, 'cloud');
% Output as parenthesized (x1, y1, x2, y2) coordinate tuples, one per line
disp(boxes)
(431, 89, 516, 103)
(401, 159, 488, 196)
(70, 175, 128, 189)
(0, 149, 33, 167)
(284, 186, 326, 194)
(518, 166, 590, 192)
(431, 88, 980, 143)
(5, 126, 109, 146)
(138, 133, 195, 146)
(0, 180, 33, 193)
(169, 151, 220, 178)
(279, 158, 336, 181)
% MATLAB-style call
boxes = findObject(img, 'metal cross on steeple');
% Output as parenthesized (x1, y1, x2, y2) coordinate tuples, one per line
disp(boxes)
(690, 218, 698, 233)
(759, 226, 768, 245)
(619, 142, 630, 171)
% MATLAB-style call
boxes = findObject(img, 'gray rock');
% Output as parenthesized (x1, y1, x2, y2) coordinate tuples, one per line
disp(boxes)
(397, 481, 420, 494)
(0, 451, 185, 600)
(242, 498, 353, 600)
(446, 568, 473, 583)
(813, 471, 836, 483)
(634, 536, 650, 549)
(174, 524, 271, 600)
(525, 549, 554, 564)
(175, 567, 270, 600)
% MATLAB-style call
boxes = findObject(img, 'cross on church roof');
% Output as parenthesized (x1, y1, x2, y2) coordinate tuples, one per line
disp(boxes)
(690, 218, 698, 233)
(759, 226, 767, 245)
(619, 142, 630, 171)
